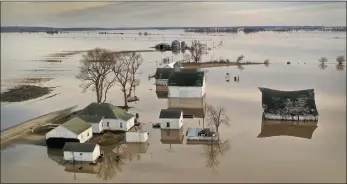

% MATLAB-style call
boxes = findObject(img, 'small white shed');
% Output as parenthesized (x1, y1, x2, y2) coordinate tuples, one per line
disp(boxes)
(159, 109, 183, 129)
(126, 131, 149, 143)
(63, 142, 101, 163)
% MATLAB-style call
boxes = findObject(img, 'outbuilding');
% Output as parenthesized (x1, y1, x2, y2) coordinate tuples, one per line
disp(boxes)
(45, 117, 93, 148)
(186, 127, 218, 141)
(63, 142, 101, 163)
(159, 109, 183, 129)
(167, 70, 206, 98)
(126, 131, 149, 143)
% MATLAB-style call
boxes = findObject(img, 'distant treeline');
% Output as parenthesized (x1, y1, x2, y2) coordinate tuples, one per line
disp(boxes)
(185, 27, 347, 34)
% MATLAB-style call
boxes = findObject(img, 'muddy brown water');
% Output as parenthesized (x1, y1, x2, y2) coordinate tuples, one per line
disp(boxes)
(1, 30, 345, 183)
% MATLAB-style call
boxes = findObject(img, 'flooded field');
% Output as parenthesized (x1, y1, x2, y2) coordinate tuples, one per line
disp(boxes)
(1, 30, 346, 183)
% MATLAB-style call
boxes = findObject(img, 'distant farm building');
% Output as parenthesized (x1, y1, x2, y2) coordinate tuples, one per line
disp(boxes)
(186, 128, 218, 141)
(167, 70, 206, 98)
(63, 142, 101, 163)
(77, 102, 135, 133)
(159, 109, 183, 129)
(259, 88, 319, 121)
(258, 119, 318, 139)
(171, 40, 180, 50)
(45, 117, 93, 148)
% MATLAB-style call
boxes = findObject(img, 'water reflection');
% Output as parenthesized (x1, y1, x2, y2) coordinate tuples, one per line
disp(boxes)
(160, 128, 184, 152)
(167, 95, 206, 118)
(46, 142, 149, 181)
(155, 90, 168, 99)
(336, 64, 345, 71)
(202, 139, 230, 172)
(318, 63, 328, 70)
(258, 119, 318, 139)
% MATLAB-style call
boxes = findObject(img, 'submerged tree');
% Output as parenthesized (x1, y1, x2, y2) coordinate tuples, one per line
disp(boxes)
(336, 56, 345, 65)
(206, 105, 231, 132)
(112, 52, 144, 108)
(203, 139, 230, 172)
(76, 48, 116, 103)
(189, 40, 209, 63)
(236, 55, 244, 63)
(318, 57, 328, 64)
(264, 59, 270, 67)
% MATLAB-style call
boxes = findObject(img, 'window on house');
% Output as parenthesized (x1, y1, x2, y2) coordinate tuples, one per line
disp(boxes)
(166, 122, 170, 128)
(80, 153, 83, 156)
(120, 123, 123, 128)
(87, 132, 89, 137)
(107, 122, 109, 127)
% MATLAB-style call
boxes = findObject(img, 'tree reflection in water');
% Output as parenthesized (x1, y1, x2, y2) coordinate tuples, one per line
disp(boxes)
(203, 139, 230, 172)
(96, 144, 141, 180)
(336, 64, 345, 71)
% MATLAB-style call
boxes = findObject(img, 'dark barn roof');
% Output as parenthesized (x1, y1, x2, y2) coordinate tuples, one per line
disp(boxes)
(159, 109, 182, 119)
(258, 120, 318, 139)
(258, 87, 319, 116)
(63, 142, 97, 152)
(168, 71, 205, 87)
(155, 68, 174, 79)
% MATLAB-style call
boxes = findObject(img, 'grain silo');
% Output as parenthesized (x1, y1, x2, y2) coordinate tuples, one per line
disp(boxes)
(171, 40, 180, 50)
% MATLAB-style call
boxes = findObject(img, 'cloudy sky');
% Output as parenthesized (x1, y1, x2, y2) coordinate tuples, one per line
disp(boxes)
(1, 1, 346, 27)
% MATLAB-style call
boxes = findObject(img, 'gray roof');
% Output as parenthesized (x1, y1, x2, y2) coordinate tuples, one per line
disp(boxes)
(77, 103, 134, 121)
(159, 109, 182, 119)
(155, 68, 174, 79)
(61, 117, 92, 135)
(63, 142, 97, 152)
(259, 87, 319, 116)
(78, 115, 103, 123)
(168, 71, 205, 87)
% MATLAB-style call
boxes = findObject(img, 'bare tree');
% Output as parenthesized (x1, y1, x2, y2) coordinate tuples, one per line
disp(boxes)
(203, 139, 230, 172)
(112, 52, 143, 108)
(336, 56, 345, 65)
(236, 55, 244, 63)
(318, 57, 328, 64)
(76, 48, 116, 103)
(189, 40, 209, 63)
(206, 105, 231, 132)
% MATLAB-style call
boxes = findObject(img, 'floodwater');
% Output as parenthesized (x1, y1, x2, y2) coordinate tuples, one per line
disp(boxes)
(1, 30, 346, 183)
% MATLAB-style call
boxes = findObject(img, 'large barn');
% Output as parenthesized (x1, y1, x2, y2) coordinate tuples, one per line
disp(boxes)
(77, 102, 135, 133)
(45, 117, 93, 148)
(167, 70, 206, 98)
(259, 87, 319, 121)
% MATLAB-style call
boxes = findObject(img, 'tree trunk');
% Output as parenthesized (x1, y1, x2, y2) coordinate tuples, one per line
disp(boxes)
(123, 88, 128, 108)
(96, 86, 101, 103)
(216, 125, 219, 133)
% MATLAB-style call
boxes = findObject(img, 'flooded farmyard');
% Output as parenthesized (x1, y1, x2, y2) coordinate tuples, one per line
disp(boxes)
(1, 2, 346, 183)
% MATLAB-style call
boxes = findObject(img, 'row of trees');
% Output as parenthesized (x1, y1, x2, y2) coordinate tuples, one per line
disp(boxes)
(318, 56, 345, 70)
(76, 48, 143, 108)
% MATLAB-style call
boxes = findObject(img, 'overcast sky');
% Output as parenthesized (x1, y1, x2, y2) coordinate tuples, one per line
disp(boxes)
(1, 1, 346, 27)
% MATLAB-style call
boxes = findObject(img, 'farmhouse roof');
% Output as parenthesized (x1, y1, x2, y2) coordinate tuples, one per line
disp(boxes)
(168, 71, 205, 87)
(78, 103, 134, 121)
(155, 68, 174, 79)
(159, 109, 182, 119)
(61, 117, 92, 135)
(258, 87, 319, 116)
(63, 142, 97, 152)
(79, 115, 103, 123)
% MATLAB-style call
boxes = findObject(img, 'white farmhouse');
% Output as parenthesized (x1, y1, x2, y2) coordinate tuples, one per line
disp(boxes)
(77, 102, 135, 133)
(159, 109, 183, 129)
(63, 142, 101, 163)
(155, 68, 174, 86)
(167, 70, 206, 98)
(45, 117, 93, 148)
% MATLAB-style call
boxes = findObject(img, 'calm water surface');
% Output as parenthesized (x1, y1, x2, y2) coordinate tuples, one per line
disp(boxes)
(1, 30, 346, 183)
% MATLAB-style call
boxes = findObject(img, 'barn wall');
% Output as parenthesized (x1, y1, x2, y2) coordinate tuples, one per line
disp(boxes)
(126, 117, 135, 131)
(168, 86, 204, 98)
(63, 151, 95, 162)
(102, 118, 126, 131)
(264, 113, 318, 121)
(159, 118, 182, 129)
(156, 79, 168, 86)
(77, 127, 93, 143)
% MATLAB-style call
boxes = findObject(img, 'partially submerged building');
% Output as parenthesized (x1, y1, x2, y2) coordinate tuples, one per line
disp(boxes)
(155, 90, 169, 99)
(258, 119, 318, 139)
(63, 142, 101, 163)
(167, 70, 206, 98)
(160, 128, 184, 144)
(77, 102, 135, 133)
(159, 109, 183, 129)
(259, 87, 319, 121)
(45, 117, 93, 148)
(186, 128, 219, 141)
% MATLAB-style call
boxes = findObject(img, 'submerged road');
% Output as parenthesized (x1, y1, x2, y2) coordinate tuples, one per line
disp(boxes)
(0, 105, 77, 147)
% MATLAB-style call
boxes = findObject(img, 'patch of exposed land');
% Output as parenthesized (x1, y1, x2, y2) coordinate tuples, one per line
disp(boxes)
(0, 106, 77, 148)
(182, 61, 266, 69)
(1, 85, 56, 103)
